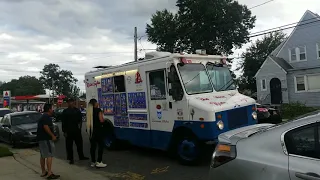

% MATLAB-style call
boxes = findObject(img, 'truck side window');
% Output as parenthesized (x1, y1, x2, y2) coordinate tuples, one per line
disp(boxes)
(114, 75, 126, 92)
(149, 70, 166, 100)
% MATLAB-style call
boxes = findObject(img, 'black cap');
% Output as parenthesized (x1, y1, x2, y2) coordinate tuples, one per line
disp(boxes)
(67, 98, 75, 103)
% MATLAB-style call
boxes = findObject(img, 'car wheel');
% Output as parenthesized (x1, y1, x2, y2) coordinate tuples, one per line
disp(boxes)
(104, 131, 120, 150)
(176, 134, 202, 165)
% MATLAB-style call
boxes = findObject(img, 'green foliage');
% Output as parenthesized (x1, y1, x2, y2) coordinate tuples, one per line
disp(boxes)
(0, 146, 13, 157)
(281, 102, 318, 119)
(39, 63, 79, 98)
(146, 0, 256, 55)
(0, 76, 45, 96)
(238, 32, 286, 92)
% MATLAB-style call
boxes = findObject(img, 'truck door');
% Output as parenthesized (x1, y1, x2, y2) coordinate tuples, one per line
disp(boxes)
(146, 69, 173, 150)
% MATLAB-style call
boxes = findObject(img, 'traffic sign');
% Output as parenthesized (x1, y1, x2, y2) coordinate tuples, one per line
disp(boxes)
(2, 90, 11, 109)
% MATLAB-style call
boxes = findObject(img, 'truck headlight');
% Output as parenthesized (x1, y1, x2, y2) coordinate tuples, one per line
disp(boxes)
(217, 120, 224, 130)
(252, 112, 257, 120)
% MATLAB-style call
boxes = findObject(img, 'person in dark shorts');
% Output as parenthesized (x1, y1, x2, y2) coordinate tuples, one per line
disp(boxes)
(61, 98, 88, 164)
(36, 103, 60, 179)
(86, 99, 107, 168)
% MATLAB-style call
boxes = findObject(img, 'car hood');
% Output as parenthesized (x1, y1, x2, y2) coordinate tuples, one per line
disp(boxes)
(188, 90, 256, 112)
(13, 123, 37, 132)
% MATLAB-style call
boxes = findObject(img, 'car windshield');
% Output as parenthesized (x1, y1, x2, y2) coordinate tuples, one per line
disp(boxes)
(177, 63, 213, 94)
(0, 110, 12, 117)
(11, 113, 42, 126)
(206, 63, 236, 91)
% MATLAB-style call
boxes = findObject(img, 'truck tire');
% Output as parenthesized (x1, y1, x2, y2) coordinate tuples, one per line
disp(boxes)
(175, 133, 202, 165)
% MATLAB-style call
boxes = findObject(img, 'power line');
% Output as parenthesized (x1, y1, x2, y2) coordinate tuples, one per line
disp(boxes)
(248, 19, 320, 38)
(248, 0, 276, 9)
(250, 17, 320, 35)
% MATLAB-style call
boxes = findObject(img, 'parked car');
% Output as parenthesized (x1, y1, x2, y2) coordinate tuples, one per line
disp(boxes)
(209, 110, 320, 180)
(0, 108, 12, 121)
(0, 111, 60, 147)
(52, 107, 66, 122)
(256, 103, 282, 124)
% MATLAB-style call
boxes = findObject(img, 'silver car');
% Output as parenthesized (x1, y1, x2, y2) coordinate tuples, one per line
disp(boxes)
(209, 111, 320, 180)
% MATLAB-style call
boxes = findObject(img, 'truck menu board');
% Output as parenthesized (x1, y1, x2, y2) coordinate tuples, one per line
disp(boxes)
(128, 92, 147, 109)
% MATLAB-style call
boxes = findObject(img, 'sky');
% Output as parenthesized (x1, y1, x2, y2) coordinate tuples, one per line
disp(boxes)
(0, 0, 319, 93)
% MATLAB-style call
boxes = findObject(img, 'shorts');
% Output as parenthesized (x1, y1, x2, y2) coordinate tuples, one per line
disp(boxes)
(39, 140, 55, 158)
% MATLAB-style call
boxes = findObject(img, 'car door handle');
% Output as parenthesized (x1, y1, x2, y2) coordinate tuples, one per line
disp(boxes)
(296, 172, 320, 180)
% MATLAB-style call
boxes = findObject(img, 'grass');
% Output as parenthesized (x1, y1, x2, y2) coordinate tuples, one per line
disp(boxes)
(0, 146, 13, 157)
(281, 102, 318, 120)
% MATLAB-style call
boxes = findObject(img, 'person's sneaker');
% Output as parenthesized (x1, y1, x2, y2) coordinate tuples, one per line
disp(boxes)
(80, 156, 89, 160)
(90, 162, 96, 167)
(95, 162, 107, 168)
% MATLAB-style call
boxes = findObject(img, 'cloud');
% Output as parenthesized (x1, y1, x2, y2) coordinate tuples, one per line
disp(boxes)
(0, 0, 319, 92)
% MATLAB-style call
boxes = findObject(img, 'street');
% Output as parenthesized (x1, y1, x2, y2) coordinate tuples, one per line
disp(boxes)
(48, 122, 212, 180)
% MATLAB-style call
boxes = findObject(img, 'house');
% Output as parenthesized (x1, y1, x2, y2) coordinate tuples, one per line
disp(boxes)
(255, 10, 320, 107)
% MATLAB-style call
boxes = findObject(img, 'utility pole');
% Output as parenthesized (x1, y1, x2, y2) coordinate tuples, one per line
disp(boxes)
(51, 79, 54, 104)
(134, 27, 138, 62)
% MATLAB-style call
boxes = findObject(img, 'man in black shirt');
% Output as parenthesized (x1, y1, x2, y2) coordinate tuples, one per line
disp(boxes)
(62, 98, 88, 164)
(37, 104, 60, 179)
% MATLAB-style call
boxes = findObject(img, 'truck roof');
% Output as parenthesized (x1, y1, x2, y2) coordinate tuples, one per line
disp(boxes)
(85, 52, 225, 76)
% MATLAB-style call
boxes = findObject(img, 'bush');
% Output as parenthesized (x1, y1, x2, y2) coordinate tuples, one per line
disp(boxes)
(0, 146, 13, 157)
(281, 102, 318, 119)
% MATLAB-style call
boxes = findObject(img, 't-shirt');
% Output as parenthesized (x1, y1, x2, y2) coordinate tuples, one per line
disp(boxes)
(37, 113, 54, 141)
(61, 107, 82, 134)
(92, 108, 103, 135)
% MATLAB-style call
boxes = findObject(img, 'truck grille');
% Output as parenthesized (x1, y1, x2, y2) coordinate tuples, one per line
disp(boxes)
(227, 107, 248, 129)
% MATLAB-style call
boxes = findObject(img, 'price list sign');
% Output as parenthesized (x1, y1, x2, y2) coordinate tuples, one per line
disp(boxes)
(128, 92, 146, 109)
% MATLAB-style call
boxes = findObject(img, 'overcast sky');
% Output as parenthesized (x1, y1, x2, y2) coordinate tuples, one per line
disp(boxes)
(0, 0, 319, 93)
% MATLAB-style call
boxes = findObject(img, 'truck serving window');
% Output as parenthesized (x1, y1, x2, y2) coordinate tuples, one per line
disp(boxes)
(177, 63, 213, 95)
(149, 70, 166, 100)
(206, 63, 236, 91)
(114, 75, 126, 92)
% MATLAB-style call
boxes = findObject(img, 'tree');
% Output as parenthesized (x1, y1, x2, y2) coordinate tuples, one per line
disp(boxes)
(238, 32, 286, 92)
(0, 76, 45, 96)
(146, 0, 256, 55)
(69, 84, 80, 99)
(39, 63, 78, 98)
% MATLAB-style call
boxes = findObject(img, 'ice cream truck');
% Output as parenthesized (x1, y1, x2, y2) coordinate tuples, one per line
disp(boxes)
(84, 50, 257, 164)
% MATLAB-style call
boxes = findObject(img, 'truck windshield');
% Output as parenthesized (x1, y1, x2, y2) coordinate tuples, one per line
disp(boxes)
(206, 63, 236, 91)
(177, 63, 213, 94)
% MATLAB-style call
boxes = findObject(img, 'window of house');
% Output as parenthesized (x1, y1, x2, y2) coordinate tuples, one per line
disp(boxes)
(299, 46, 306, 60)
(284, 124, 319, 159)
(261, 79, 267, 91)
(114, 75, 125, 92)
(289, 46, 307, 62)
(295, 76, 306, 92)
(149, 70, 166, 100)
(307, 74, 320, 91)
(289, 48, 297, 61)
(317, 43, 320, 59)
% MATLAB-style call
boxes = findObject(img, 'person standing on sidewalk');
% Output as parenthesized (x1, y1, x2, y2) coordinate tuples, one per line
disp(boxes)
(86, 99, 107, 168)
(61, 98, 89, 164)
(36, 103, 60, 179)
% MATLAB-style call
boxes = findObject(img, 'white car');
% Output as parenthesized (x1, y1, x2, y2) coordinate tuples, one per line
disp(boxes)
(0, 108, 12, 121)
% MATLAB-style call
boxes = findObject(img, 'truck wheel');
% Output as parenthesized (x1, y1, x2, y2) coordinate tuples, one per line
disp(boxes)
(176, 134, 202, 165)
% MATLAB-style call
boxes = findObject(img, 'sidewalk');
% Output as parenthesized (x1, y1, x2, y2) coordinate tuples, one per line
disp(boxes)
(10, 148, 110, 180)
(0, 156, 43, 180)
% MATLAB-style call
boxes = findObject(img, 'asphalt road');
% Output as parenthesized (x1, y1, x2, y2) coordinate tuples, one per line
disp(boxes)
(46, 122, 213, 180)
